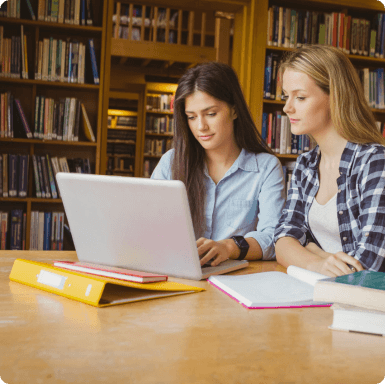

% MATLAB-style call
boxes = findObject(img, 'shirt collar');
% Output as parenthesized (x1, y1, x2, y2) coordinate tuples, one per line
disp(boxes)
(203, 148, 260, 178)
(308, 141, 360, 176)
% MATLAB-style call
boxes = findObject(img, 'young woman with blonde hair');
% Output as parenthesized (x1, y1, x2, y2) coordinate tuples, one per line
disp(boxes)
(274, 44, 385, 276)
(152, 62, 286, 266)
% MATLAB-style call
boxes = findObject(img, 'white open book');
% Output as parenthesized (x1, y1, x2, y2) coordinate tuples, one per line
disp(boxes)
(208, 266, 331, 309)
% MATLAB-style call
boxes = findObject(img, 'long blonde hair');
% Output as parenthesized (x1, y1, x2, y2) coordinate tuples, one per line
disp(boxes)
(280, 45, 385, 145)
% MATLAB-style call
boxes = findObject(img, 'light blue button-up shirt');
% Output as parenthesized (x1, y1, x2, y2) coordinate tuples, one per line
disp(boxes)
(151, 148, 286, 260)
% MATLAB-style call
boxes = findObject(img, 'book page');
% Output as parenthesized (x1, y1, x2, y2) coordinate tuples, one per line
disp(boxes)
(287, 266, 328, 286)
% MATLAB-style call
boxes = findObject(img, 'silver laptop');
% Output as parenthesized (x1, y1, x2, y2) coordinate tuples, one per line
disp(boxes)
(56, 173, 248, 280)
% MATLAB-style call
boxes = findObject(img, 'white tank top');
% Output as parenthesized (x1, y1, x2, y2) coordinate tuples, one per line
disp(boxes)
(308, 193, 343, 254)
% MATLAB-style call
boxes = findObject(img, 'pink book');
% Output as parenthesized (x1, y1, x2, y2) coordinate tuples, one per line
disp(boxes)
(208, 266, 332, 309)
(53, 261, 168, 283)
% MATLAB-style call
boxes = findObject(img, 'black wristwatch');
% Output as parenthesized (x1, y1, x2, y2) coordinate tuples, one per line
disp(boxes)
(231, 236, 249, 260)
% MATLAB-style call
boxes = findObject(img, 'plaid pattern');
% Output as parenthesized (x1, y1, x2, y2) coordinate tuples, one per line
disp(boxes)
(274, 141, 385, 272)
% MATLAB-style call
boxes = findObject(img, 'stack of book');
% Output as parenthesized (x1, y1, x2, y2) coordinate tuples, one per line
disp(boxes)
(0, 209, 27, 250)
(0, 154, 29, 198)
(267, 7, 385, 57)
(313, 271, 385, 337)
(29, 211, 65, 250)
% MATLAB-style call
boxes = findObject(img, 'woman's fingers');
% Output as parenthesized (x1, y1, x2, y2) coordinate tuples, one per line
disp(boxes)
(334, 252, 363, 271)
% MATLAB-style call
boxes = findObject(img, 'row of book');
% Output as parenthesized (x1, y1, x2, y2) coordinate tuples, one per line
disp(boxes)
(261, 113, 315, 155)
(144, 138, 173, 157)
(0, 0, 95, 26)
(146, 94, 174, 113)
(0, 154, 29, 198)
(0, 210, 26, 250)
(0, 26, 28, 79)
(0, 93, 95, 142)
(32, 154, 91, 199)
(145, 115, 174, 134)
(107, 143, 135, 156)
(108, 115, 137, 129)
(264, 52, 385, 111)
(0, 26, 99, 84)
(29, 211, 65, 251)
(107, 128, 136, 142)
(267, 7, 385, 57)
(107, 156, 134, 175)
(0, 153, 91, 199)
(261, 112, 385, 155)
(358, 68, 385, 110)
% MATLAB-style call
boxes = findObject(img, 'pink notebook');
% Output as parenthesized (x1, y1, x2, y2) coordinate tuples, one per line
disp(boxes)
(53, 261, 168, 283)
(208, 267, 332, 309)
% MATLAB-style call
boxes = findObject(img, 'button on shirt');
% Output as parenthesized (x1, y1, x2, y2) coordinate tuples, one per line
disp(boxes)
(274, 141, 385, 272)
(151, 148, 286, 260)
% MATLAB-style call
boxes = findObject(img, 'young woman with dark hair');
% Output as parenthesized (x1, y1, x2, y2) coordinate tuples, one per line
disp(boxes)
(152, 62, 286, 266)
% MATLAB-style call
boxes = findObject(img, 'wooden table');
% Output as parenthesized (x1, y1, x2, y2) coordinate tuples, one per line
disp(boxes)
(1, 251, 384, 384)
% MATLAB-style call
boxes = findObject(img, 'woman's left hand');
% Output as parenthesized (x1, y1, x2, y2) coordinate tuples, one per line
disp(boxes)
(196, 238, 237, 266)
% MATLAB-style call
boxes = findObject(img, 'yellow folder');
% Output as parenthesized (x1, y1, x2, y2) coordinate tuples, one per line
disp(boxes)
(9, 259, 205, 307)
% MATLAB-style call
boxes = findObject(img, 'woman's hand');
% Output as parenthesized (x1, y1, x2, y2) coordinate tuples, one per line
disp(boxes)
(196, 238, 238, 267)
(308, 251, 364, 277)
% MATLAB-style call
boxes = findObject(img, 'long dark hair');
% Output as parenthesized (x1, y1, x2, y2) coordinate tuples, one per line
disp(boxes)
(172, 61, 272, 237)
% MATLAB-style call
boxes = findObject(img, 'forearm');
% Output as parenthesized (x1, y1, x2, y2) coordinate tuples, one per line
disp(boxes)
(275, 236, 323, 269)
(221, 237, 263, 261)
(305, 242, 331, 259)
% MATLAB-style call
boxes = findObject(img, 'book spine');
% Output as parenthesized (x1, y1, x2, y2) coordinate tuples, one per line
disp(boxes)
(0, 155, 3, 196)
(15, 99, 32, 138)
(38, 0, 45, 21)
(40, 155, 51, 198)
(88, 38, 99, 84)
(8, 154, 18, 197)
(39, 95, 45, 139)
(18, 154, 28, 198)
(85, 0, 93, 25)
(58, 0, 65, 23)
(2, 154, 8, 197)
(51, 0, 59, 22)
(46, 154, 58, 198)
(51, 212, 58, 250)
(36, 156, 46, 198)
(64, 0, 71, 23)
(73, 98, 80, 141)
(22, 212, 26, 250)
(32, 155, 42, 198)
(43, 212, 52, 250)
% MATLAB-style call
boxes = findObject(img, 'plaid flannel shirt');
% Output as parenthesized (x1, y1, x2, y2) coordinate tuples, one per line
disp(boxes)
(274, 141, 385, 272)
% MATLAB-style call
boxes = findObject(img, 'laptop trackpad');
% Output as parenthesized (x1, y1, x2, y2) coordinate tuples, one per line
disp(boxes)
(201, 259, 249, 280)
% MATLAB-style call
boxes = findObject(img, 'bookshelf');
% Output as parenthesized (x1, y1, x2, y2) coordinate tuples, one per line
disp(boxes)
(142, 82, 176, 177)
(100, 0, 236, 178)
(231, 0, 385, 130)
(0, 0, 108, 250)
(105, 86, 145, 176)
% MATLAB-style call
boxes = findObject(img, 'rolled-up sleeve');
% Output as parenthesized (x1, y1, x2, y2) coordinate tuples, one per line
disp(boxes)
(274, 158, 309, 247)
(245, 156, 286, 260)
(351, 151, 385, 271)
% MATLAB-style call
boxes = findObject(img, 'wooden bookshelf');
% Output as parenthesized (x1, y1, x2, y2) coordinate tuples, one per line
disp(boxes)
(231, 0, 385, 131)
(0, 0, 108, 250)
(100, 0, 236, 179)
